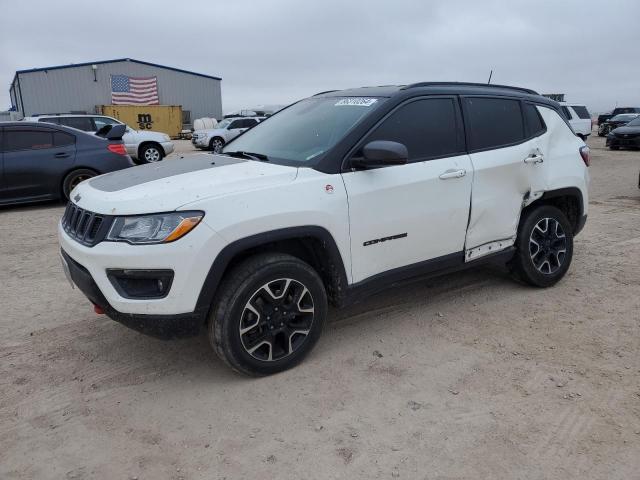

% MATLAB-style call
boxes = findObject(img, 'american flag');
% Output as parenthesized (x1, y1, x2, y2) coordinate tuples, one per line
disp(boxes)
(110, 74, 159, 105)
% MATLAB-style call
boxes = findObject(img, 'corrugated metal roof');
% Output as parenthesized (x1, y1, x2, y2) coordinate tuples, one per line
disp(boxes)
(13, 58, 221, 81)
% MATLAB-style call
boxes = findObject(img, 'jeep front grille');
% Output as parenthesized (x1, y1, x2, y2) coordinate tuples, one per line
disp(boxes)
(61, 203, 112, 246)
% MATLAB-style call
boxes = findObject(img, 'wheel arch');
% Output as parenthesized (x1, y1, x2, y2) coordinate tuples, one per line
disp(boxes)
(208, 136, 225, 149)
(60, 166, 99, 199)
(137, 141, 164, 159)
(196, 226, 349, 314)
(526, 187, 585, 235)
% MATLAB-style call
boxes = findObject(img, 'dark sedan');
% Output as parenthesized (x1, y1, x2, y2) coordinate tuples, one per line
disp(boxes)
(607, 116, 640, 150)
(0, 122, 135, 206)
(597, 113, 640, 137)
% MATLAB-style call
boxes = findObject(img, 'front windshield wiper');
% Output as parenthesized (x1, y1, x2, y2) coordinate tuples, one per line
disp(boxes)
(223, 151, 269, 161)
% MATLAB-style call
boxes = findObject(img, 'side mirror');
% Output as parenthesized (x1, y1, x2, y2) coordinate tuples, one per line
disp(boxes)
(351, 140, 408, 169)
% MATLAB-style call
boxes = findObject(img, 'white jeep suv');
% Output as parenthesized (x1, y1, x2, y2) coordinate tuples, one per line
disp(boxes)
(192, 117, 261, 152)
(24, 114, 174, 163)
(59, 82, 589, 375)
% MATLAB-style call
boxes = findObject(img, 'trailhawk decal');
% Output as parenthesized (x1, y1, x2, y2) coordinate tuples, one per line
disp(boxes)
(363, 233, 407, 247)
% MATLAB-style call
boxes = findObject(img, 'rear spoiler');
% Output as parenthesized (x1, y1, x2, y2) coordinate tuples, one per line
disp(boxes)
(96, 124, 126, 140)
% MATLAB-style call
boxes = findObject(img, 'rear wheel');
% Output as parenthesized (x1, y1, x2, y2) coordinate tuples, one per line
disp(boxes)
(208, 253, 327, 376)
(609, 145, 619, 150)
(509, 205, 574, 287)
(139, 144, 163, 163)
(62, 169, 97, 200)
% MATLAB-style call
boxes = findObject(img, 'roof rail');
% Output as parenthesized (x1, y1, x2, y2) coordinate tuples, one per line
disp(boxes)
(312, 90, 339, 96)
(401, 82, 538, 95)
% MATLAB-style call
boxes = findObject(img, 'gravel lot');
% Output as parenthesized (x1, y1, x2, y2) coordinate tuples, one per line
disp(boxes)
(1, 135, 639, 479)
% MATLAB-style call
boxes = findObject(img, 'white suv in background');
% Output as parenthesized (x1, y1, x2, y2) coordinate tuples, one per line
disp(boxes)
(192, 117, 262, 151)
(559, 103, 592, 139)
(24, 114, 174, 163)
(59, 83, 589, 376)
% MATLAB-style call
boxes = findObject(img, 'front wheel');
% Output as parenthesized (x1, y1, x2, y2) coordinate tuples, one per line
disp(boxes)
(509, 205, 574, 287)
(139, 144, 163, 163)
(209, 137, 225, 153)
(208, 253, 327, 376)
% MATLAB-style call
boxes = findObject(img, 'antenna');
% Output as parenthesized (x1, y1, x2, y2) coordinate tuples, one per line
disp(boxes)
(487, 70, 493, 84)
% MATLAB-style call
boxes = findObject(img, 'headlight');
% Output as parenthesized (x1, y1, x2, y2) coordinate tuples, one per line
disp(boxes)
(106, 211, 204, 244)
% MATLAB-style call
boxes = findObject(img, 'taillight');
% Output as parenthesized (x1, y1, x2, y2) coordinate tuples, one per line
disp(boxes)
(579, 146, 590, 167)
(107, 144, 127, 155)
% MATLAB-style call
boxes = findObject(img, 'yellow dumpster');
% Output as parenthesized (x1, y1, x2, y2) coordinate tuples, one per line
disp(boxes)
(98, 105, 183, 139)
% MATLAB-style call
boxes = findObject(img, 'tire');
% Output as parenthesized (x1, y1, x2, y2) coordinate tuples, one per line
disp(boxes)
(208, 253, 327, 376)
(138, 143, 163, 163)
(509, 205, 574, 288)
(209, 137, 225, 153)
(609, 146, 619, 150)
(62, 168, 97, 200)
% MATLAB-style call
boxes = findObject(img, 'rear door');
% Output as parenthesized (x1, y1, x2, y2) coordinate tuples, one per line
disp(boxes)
(0, 126, 76, 202)
(462, 97, 548, 260)
(342, 96, 473, 282)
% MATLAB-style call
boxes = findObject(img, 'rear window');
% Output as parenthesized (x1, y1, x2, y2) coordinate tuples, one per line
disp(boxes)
(464, 97, 524, 151)
(570, 106, 590, 119)
(4, 129, 54, 151)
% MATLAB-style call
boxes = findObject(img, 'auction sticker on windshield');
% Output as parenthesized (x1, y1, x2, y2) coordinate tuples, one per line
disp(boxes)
(335, 98, 378, 107)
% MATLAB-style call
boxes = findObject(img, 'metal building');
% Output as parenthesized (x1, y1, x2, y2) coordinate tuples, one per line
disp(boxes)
(9, 58, 222, 125)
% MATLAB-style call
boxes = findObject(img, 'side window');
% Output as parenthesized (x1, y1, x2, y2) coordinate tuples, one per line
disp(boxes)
(92, 117, 119, 130)
(570, 106, 591, 120)
(228, 120, 243, 129)
(54, 131, 75, 147)
(5, 129, 54, 151)
(523, 103, 546, 138)
(561, 106, 573, 120)
(464, 97, 524, 151)
(58, 117, 94, 131)
(364, 98, 461, 162)
(243, 119, 258, 128)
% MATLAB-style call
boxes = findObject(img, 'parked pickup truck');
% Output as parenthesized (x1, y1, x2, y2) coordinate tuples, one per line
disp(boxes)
(59, 82, 589, 375)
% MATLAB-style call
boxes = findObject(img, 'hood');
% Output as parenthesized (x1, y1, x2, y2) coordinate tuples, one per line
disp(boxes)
(72, 153, 298, 215)
(611, 125, 640, 135)
(129, 129, 170, 141)
(197, 128, 225, 136)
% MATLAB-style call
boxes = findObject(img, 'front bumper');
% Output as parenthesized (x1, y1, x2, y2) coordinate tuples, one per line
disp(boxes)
(161, 141, 175, 156)
(58, 219, 225, 316)
(192, 136, 209, 148)
(606, 136, 640, 148)
(61, 250, 203, 339)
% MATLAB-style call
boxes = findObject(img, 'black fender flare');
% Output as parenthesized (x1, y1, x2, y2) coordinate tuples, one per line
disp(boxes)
(194, 226, 349, 313)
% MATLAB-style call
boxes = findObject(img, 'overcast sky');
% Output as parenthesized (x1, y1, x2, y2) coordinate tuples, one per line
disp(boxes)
(1, 0, 639, 114)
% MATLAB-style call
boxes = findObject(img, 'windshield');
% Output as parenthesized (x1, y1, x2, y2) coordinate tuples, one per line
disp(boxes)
(222, 96, 385, 164)
(216, 119, 232, 129)
(626, 116, 640, 127)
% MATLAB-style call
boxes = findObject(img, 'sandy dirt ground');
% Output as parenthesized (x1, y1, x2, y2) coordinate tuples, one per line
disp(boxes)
(1, 135, 639, 480)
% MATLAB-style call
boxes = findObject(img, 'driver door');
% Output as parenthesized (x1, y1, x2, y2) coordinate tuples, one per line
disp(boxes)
(341, 97, 473, 283)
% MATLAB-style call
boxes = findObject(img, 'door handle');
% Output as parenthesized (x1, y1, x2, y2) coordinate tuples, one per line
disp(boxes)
(55, 152, 70, 158)
(439, 169, 466, 180)
(524, 154, 544, 164)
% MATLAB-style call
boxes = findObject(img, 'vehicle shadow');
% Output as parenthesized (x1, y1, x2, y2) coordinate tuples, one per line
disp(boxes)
(81, 263, 517, 383)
